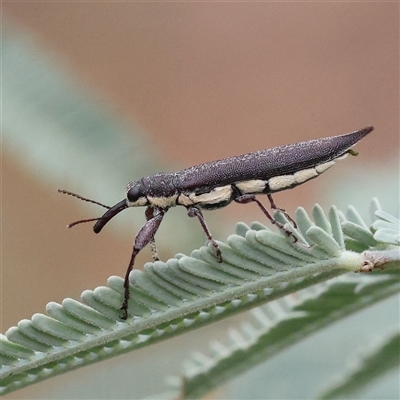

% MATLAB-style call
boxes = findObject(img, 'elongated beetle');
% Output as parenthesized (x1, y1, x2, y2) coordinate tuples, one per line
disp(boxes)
(59, 126, 373, 319)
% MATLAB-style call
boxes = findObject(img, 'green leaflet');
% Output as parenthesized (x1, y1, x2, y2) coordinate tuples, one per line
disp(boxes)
(1, 200, 399, 395)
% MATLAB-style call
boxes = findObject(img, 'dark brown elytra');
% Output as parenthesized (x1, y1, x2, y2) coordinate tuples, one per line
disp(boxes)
(59, 126, 373, 320)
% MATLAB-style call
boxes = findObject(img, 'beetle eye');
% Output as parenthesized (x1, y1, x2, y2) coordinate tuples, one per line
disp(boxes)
(127, 185, 143, 203)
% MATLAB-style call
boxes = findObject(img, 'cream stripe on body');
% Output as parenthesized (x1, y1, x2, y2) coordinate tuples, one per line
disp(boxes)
(138, 159, 341, 208)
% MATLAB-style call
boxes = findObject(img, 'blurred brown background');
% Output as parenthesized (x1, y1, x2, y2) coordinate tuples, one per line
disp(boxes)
(2, 2, 398, 399)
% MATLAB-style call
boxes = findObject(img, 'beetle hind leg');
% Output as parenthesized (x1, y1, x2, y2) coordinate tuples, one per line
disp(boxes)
(233, 193, 297, 242)
(267, 194, 297, 228)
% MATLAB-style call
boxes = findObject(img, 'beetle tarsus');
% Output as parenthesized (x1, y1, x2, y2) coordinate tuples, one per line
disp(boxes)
(120, 300, 129, 320)
(120, 248, 138, 320)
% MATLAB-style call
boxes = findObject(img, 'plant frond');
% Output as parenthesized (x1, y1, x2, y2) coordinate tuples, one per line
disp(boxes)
(1, 201, 399, 395)
(170, 271, 399, 399)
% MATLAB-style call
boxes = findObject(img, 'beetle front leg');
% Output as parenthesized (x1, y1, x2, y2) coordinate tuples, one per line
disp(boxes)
(121, 209, 165, 320)
(233, 194, 297, 242)
(187, 206, 223, 262)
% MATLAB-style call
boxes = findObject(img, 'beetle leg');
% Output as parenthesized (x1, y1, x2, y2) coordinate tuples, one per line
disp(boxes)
(267, 194, 297, 228)
(121, 209, 165, 320)
(187, 206, 223, 262)
(145, 207, 160, 261)
(233, 194, 297, 242)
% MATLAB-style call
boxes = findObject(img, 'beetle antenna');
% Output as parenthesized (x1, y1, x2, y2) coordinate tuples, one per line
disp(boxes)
(58, 189, 110, 229)
(67, 217, 102, 229)
(58, 189, 111, 209)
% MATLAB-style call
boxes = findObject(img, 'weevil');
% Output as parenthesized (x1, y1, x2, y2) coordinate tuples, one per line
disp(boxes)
(59, 126, 373, 319)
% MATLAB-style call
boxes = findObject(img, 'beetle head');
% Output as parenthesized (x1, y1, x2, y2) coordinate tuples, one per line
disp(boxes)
(126, 180, 148, 207)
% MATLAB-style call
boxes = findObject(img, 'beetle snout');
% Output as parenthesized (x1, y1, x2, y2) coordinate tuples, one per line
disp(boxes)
(93, 199, 128, 233)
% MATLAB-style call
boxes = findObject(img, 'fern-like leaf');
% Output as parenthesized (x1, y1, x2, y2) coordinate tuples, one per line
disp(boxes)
(1, 201, 399, 395)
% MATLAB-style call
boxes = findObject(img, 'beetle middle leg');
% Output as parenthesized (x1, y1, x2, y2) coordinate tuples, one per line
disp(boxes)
(187, 206, 223, 262)
(233, 193, 297, 242)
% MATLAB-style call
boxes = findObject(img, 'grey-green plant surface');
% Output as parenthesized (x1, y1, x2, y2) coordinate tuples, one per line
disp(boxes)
(317, 330, 400, 399)
(1, 199, 399, 397)
(170, 260, 398, 399)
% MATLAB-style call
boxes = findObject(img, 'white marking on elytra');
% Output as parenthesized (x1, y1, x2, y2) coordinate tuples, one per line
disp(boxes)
(235, 180, 267, 194)
(315, 160, 336, 173)
(178, 185, 233, 206)
(293, 168, 318, 184)
(268, 175, 296, 191)
(268, 160, 338, 192)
